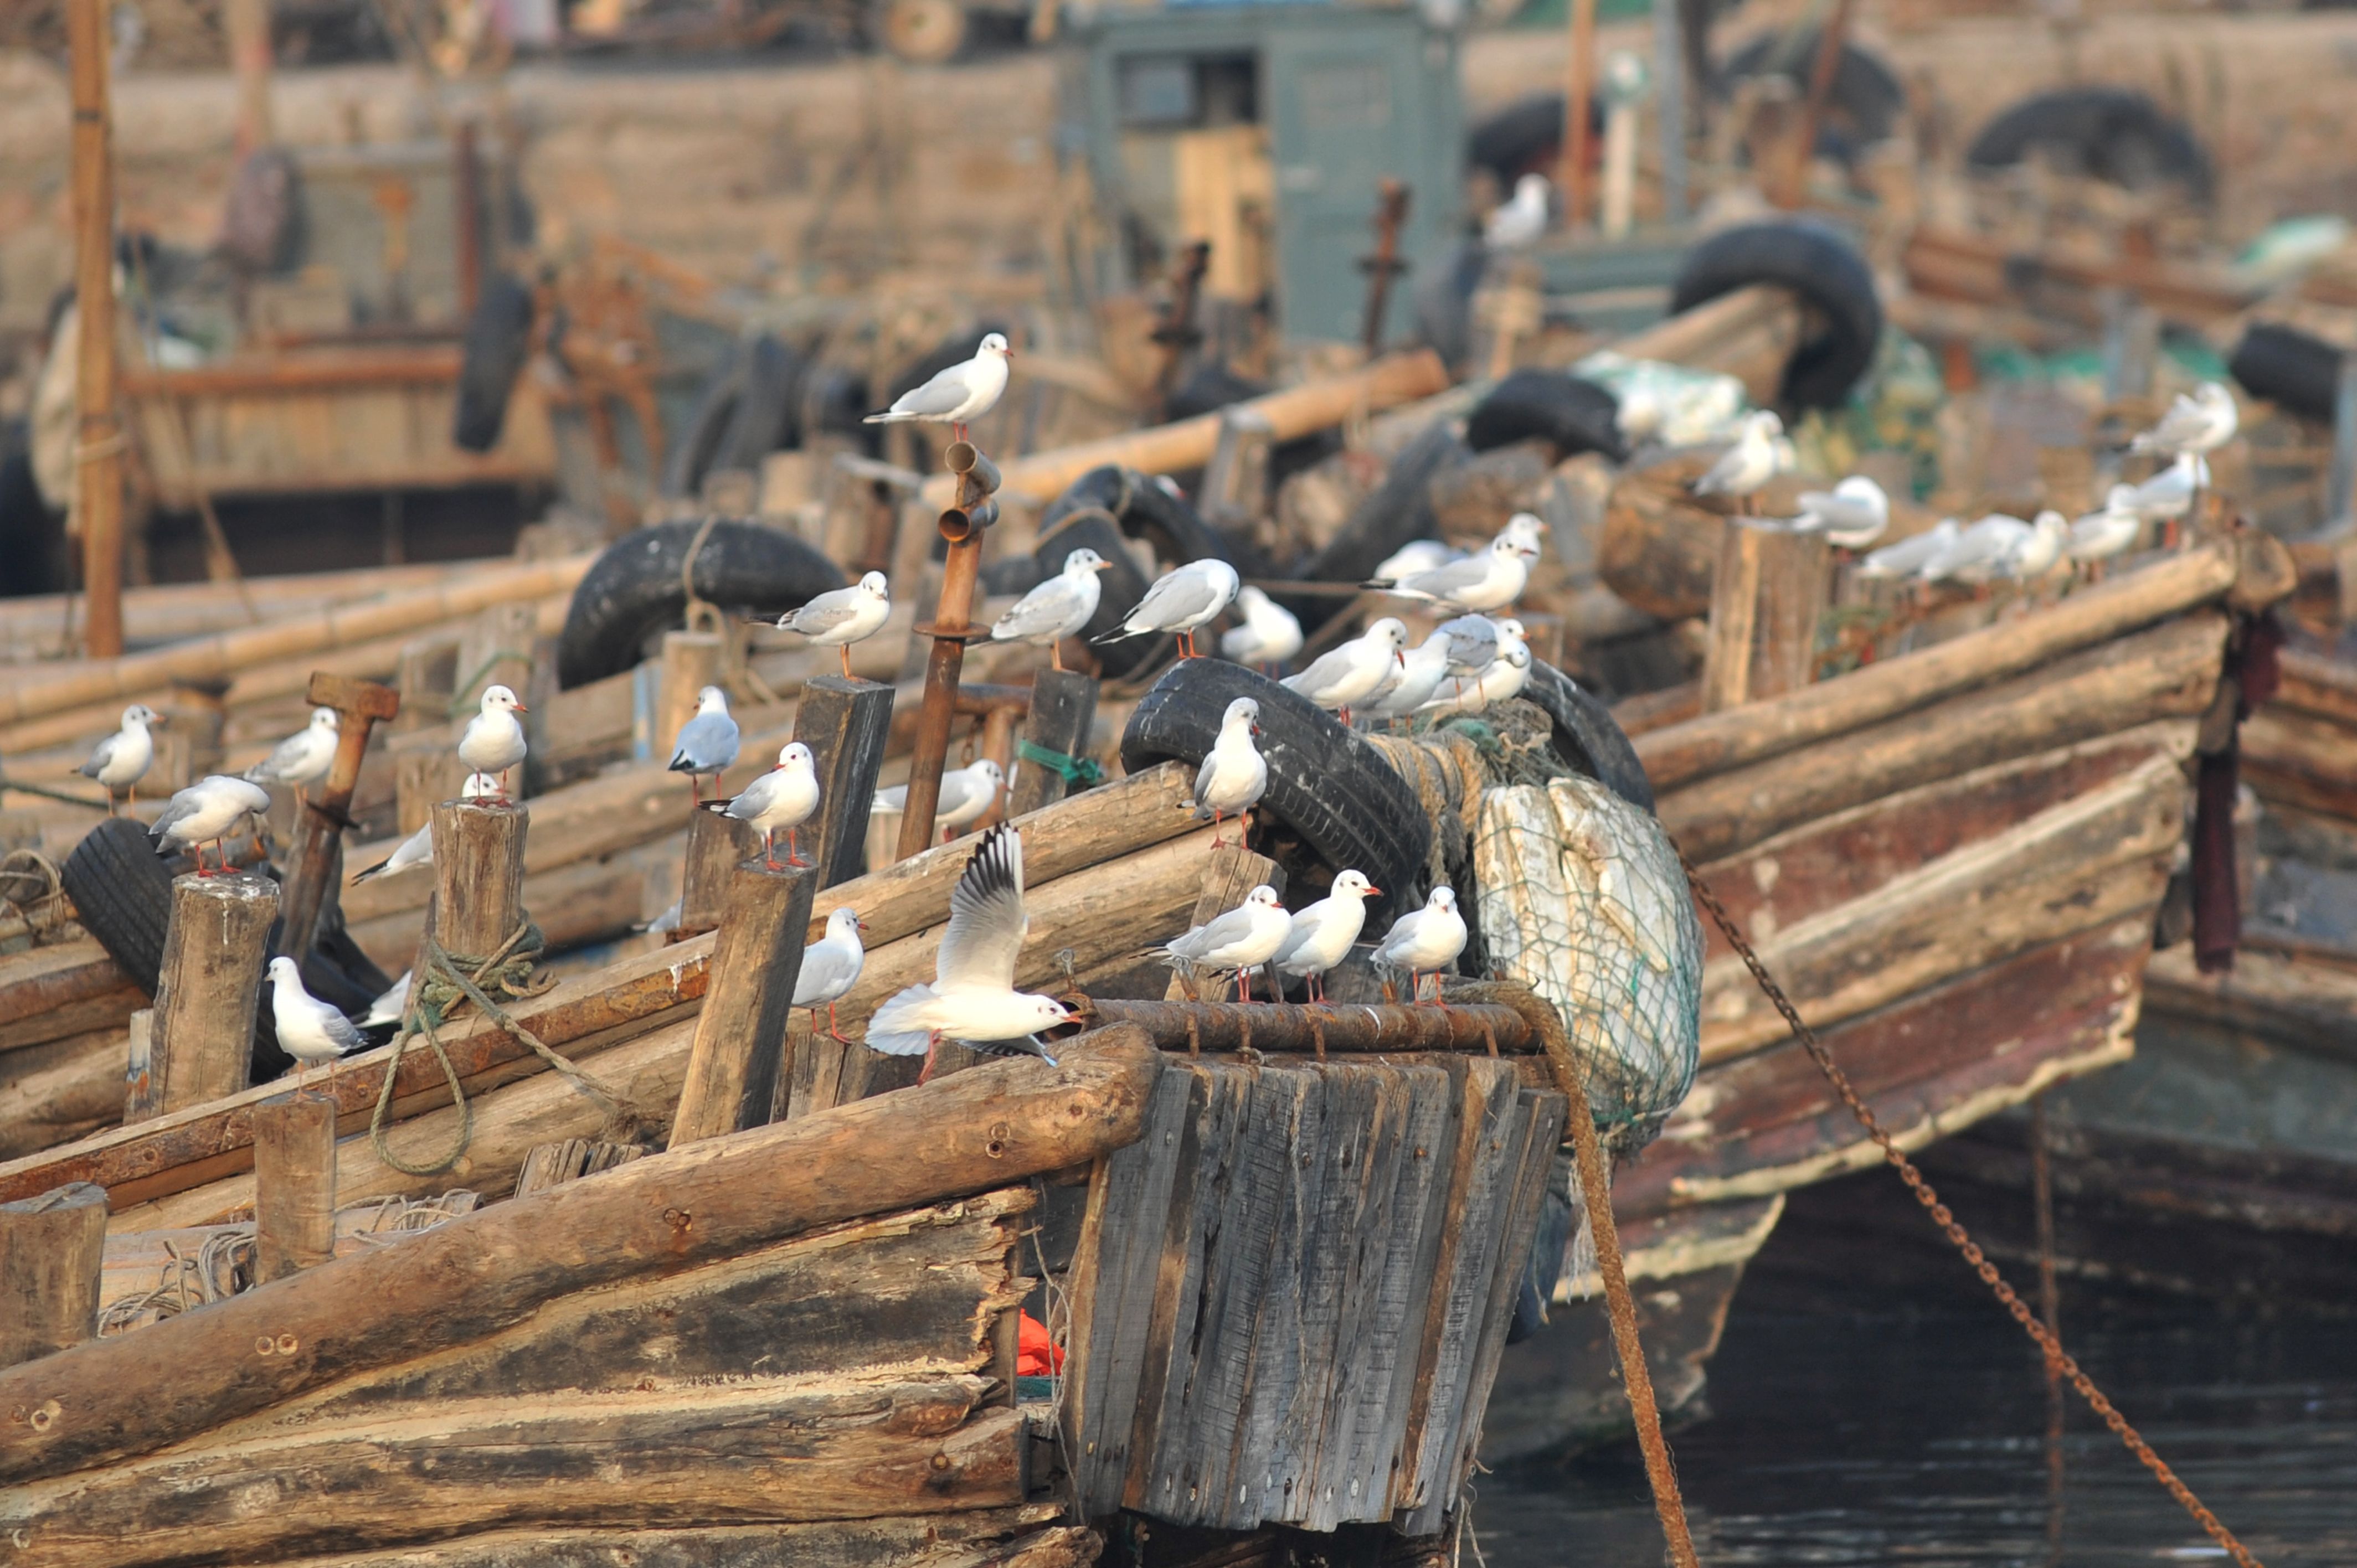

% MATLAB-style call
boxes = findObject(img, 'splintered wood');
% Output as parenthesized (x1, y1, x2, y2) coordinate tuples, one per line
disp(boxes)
(1063, 1056, 1566, 1532)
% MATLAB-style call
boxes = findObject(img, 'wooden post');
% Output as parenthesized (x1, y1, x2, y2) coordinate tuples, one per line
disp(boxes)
(429, 800, 528, 961)
(251, 1093, 336, 1283)
(274, 674, 401, 966)
(1561, 0, 1598, 231)
(675, 808, 761, 941)
(1164, 845, 1285, 1002)
(0, 1182, 108, 1368)
(1700, 520, 1828, 712)
(669, 860, 817, 1145)
(151, 873, 278, 1114)
(655, 631, 725, 766)
(122, 1007, 158, 1121)
(66, 0, 125, 660)
(392, 728, 464, 836)
(223, 0, 273, 156)
(1004, 668, 1099, 818)
(790, 674, 896, 889)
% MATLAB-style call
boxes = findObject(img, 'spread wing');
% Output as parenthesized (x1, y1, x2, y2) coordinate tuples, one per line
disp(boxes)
(937, 825, 1027, 988)
(888, 365, 975, 419)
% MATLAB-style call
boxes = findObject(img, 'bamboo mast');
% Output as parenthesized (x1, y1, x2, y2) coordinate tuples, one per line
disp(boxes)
(66, 0, 125, 660)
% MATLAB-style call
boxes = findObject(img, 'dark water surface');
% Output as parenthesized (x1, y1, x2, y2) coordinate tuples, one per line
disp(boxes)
(1471, 1213, 2357, 1566)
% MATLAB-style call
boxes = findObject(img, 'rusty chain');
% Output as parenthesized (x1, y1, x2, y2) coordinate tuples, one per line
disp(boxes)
(1682, 854, 2265, 1568)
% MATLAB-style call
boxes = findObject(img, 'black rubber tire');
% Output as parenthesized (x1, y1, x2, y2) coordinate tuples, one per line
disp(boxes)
(1046, 466, 1241, 576)
(1465, 370, 1627, 462)
(1465, 91, 1604, 186)
(1121, 660, 1432, 912)
(61, 817, 178, 996)
(662, 362, 741, 499)
(1966, 88, 2212, 200)
(715, 334, 805, 473)
(2230, 323, 2343, 424)
(1521, 660, 1655, 813)
(1414, 238, 1490, 374)
(1669, 220, 1881, 410)
(1289, 423, 1472, 626)
(557, 520, 845, 688)
(1033, 509, 1166, 682)
(1717, 32, 1906, 149)
(454, 272, 537, 453)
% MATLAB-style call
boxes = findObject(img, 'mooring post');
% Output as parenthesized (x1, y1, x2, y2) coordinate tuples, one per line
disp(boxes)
(122, 1007, 158, 1122)
(0, 1182, 109, 1368)
(896, 440, 1002, 862)
(670, 859, 818, 1144)
(429, 799, 529, 963)
(149, 871, 279, 1116)
(675, 808, 762, 941)
(1164, 845, 1285, 1003)
(1004, 667, 1100, 818)
(791, 674, 895, 888)
(275, 673, 402, 966)
(252, 1092, 337, 1282)
(1701, 518, 1828, 712)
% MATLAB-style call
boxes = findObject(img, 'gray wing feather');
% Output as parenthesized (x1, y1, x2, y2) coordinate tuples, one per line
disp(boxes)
(1398, 554, 1491, 596)
(785, 589, 862, 635)
(1126, 571, 1220, 632)
(995, 581, 1085, 640)
(792, 942, 864, 1005)
(149, 795, 200, 842)
(670, 712, 740, 772)
(938, 828, 1026, 987)
(889, 369, 973, 419)
(1170, 906, 1256, 963)
(78, 734, 117, 779)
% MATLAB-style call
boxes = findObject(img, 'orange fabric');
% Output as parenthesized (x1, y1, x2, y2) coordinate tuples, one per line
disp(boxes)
(1017, 1309, 1064, 1376)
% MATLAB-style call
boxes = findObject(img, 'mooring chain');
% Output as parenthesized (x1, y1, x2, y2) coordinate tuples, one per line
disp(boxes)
(1681, 854, 2265, 1568)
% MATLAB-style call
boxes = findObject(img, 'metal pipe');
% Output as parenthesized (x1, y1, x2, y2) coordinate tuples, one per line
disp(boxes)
(1078, 998, 1537, 1056)
(896, 449, 997, 860)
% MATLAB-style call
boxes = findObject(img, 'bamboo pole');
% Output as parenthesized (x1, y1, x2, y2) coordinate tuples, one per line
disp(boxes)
(1561, 0, 1598, 231)
(66, 0, 124, 661)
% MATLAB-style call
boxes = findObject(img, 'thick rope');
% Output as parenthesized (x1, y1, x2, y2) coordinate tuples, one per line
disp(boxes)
(1684, 853, 2266, 1568)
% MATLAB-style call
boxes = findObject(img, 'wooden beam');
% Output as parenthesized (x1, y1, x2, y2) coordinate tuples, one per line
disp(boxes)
(251, 1092, 336, 1282)
(789, 675, 895, 889)
(670, 860, 816, 1144)
(150, 873, 278, 1115)
(1088, 997, 1538, 1055)
(0, 1182, 107, 1368)
(0, 1035, 1160, 1484)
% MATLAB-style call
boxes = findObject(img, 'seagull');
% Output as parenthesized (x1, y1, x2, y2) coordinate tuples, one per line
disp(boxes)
(1788, 475, 1890, 551)
(1999, 510, 2070, 581)
(1270, 869, 1379, 1003)
(2131, 381, 2237, 458)
(1437, 613, 1507, 677)
(992, 550, 1111, 672)
(459, 685, 529, 803)
(77, 704, 161, 814)
(2070, 487, 2145, 578)
(1855, 519, 1959, 581)
(764, 571, 892, 679)
(1372, 540, 1462, 583)
(872, 757, 1005, 845)
(1371, 885, 1468, 1005)
(864, 332, 1014, 445)
(150, 774, 272, 877)
(1365, 631, 1457, 726)
(2128, 452, 2202, 548)
(359, 969, 411, 1030)
(1921, 514, 2032, 586)
(1189, 697, 1265, 848)
(1419, 638, 1532, 716)
(1615, 384, 1666, 447)
(794, 907, 869, 1043)
(867, 824, 1074, 1082)
(1367, 523, 1543, 613)
(1283, 618, 1409, 725)
(351, 773, 501, 883)
(1691, 411, 1785, 513)
(1157, 884, 1293, 1003)
(667, 685, 740, 806)
(1485, 172, 1551, 250)
(1219, 585, 1304, 670)
(247, 708, 339, 807)
(1092, 558, 1241, 661)
(705, 741, 821, 869)
(266, 956, 367, 1097)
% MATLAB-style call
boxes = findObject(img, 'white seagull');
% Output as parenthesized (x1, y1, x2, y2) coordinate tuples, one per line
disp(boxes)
(359, 969, 411, 1030)
(1921, 514, 2032, 586)
(1189, 697, 1266, 848)
(2070, 487, 2145, 577)
(706, 741, 821, 869)
(78, 704, 161, 814)
(867, 824, 1074, 1081)
(1437, 613, 1509, 678)
(1157, 884, 1293, 1003)
(1419, 635, 1532, 716)
(1855, 519, 1960, 581)
(351, 773, 500, 883)
(1691, 410, 1785, 511)
(1269, 869, 1380, 1003)
(1219, 585, 1304, 670)
(459, 685, 529, 803)
(2131, 381, 2237, 458)
(1368, 524, 1543, 613)
(766, 571, 892, 679)
(1284, 617, 1409, 724)
(1789, 474, 1890, 550)
(248, 708, 339, 805)
(794, 906, 869, 1043)
(1365, 631, 1457, 725)
(266, 956, 367, 1097)
(150, 774, 272, 877)
(2128, 452, 2201, 548)
(864, 332, 1014, 445)
(872, 757, 1005, 845)
(1371, 885, 1469, 1005)
(1372, 539, 1462, 584)
(992, 549, 1111, 672)
(2000, 510, 2070, 581)
(667, 685, 740, 806)
(1485, 173, 1551, 250)
(1092, 558, 1241, 661)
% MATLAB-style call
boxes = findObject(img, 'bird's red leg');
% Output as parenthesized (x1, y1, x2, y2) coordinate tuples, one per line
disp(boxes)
(786, 827, 806, 868)
(1210, 808, 1225, 850)
(839, 644, 853, 679)
(829, 1000, 853, 1044)
(918, 1031, 941, 1085)
(1051, 642, 1066, 673)
(1339, 707, 1352, 726)
(764, 829, 781, 872)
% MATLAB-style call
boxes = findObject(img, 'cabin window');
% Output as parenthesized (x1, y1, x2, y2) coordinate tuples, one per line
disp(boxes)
(1116, 53, 1259, 129)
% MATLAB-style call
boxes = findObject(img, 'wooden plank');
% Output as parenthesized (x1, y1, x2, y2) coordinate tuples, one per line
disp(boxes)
(1249, 1064, 1358, 1526)
(673, 858, 816, 1141)
(0, 1027, 127, 1162)
(1219, 1067, 1323, 1528)
(1005, 668, 1100, 818)
(0, 943, 135, 1054)
(250, 1513, 1082, 1568)
(512, 1138, 645, 1198)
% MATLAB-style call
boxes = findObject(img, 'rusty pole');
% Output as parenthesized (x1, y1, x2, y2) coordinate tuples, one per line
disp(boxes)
(1357, 179, 1412, 360)
(66, 0, 125, 661)
(1776, 0, 1856, 209)
(893, 441, 1002, 861)
(1561, 0, 1598, 231)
